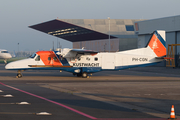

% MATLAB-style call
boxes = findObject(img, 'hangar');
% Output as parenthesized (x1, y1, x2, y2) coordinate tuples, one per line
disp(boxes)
(30, 19, 144, 52)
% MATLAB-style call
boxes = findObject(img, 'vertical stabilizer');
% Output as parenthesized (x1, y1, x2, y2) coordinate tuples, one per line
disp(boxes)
(147, 30, 166, 57)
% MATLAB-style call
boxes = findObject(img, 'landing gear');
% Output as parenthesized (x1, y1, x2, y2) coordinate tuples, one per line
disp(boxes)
(82, 72, 88, 78)
(73, 68, 90, 78)
(16, 73, 22, 78)
(16, 70, 23, 78)
(4, 60, 7, 65)
(76, 72, 89, 78)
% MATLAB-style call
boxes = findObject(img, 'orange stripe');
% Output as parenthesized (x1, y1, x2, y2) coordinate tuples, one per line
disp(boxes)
(36, 51, 62, 66)
(148, 34, 166, 57)
(28, 65, 72, 68)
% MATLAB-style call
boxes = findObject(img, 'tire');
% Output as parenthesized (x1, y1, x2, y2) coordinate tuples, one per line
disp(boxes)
(82, 72, 88, 78)
(17, 73, 22, 78)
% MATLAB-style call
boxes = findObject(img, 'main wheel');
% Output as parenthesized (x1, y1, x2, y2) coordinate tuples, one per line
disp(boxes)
(82, 72, 88, 78)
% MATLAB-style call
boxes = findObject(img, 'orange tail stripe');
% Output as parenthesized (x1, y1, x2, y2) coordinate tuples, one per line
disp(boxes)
(148, 34, 166, 57)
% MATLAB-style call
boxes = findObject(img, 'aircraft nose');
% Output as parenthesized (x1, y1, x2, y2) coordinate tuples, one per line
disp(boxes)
(4, 53, 12, 59)
(7, 53, 12, 59)
(5, 62, 13, 69)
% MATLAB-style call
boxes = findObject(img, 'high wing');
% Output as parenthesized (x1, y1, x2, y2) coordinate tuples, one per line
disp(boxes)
(56, 48, 98, 58)
(70, 49, 98, 54)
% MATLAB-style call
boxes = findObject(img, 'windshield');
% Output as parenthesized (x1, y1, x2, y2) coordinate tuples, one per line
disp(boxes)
(29, 53, 36, 58)
(1, 51, 8, 53)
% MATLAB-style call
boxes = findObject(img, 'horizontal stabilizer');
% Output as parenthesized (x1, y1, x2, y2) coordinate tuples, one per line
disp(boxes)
(155, 56, 174, 59)
(163, 57, 174, 60)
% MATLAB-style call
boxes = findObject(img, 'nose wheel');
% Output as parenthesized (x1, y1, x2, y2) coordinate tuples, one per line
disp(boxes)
(16, 73, 22, 78)
(4, 59, 7, 65)
(16, 70, 23, 78)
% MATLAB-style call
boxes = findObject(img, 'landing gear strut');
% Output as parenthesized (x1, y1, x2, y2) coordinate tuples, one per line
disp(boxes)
(16, 70, 23, 78)
(4, 60, 7, 65)
(76, 73, 82, 77)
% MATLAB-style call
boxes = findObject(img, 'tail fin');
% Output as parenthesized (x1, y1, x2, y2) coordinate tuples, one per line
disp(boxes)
(12, 50, 16, 58)
(146, 30, 166, 57)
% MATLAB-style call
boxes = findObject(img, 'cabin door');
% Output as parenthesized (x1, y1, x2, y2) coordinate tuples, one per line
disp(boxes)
(101, 54, 115, 69)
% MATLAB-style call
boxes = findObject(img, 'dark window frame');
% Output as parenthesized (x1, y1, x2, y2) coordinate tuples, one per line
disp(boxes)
(48, 57, 51, 61)
(53, 57, 57, 61)
(35, 55, 40, 61)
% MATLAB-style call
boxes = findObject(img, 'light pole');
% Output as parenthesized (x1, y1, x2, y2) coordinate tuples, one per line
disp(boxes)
(108, 17, 110, 52)
(18, 43, 19, 57)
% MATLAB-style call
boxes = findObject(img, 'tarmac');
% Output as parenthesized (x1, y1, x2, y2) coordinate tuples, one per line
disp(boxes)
(0, 64, 180, 120)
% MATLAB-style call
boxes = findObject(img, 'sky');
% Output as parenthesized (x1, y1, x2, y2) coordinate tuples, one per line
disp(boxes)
(0, 0, 180, 52)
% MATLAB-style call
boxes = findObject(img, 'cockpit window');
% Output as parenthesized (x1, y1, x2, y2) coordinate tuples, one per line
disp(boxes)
(30, 53, 36, 58)
(53, 57, 57, 60)
(35, 55, 40, 61)
(1, 51, 8, 53)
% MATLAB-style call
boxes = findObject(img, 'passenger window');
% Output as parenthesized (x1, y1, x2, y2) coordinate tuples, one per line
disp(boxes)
(35, 55, 40, 61)
(94, 57, 98, 61)
(78, 57, 81, 61)
(86, 57, 90, 61)
(48, 57, 51, 61)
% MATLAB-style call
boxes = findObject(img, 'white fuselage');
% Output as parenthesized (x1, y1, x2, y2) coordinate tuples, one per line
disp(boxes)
(5, 49, 163, 71)
(0, 49, 12, 60)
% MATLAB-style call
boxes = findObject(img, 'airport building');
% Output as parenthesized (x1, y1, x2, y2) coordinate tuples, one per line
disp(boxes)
(30, 19, 145, 52)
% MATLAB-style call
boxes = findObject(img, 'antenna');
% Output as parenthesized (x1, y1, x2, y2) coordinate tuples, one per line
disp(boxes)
(53, 41, 54, 51)
(57, 38, 58, 49)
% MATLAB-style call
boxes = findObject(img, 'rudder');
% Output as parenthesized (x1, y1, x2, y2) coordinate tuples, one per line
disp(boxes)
(146, 30, 166, 57)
